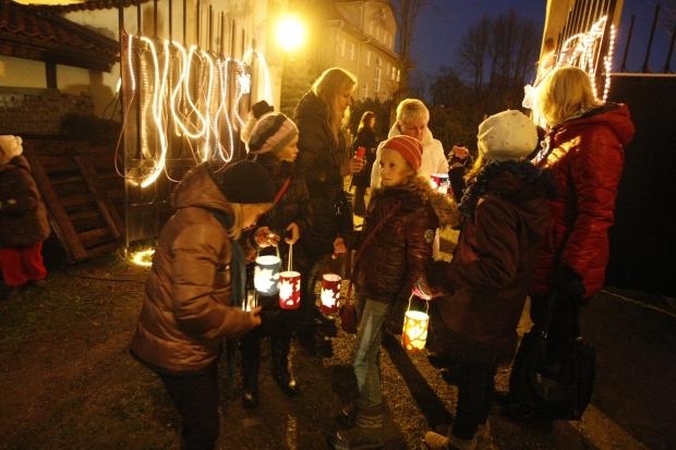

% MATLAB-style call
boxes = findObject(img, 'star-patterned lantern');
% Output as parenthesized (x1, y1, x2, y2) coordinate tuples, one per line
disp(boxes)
(430, 173, 450, 194)
(402, 296, 429, 351)
(320, 273, 341, 314)
(254, 252, 281, 296)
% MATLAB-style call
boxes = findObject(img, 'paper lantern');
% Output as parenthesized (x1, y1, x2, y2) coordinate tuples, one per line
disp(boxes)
(402, 295, 429, 351)
(279, 270, 301, 310)
(254, 253, 281, 295)
(430, 173, 450, 194)
(320, 273, 342, 314)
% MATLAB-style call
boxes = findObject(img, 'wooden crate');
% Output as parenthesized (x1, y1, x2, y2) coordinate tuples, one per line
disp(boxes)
(23, 139, 124, 262)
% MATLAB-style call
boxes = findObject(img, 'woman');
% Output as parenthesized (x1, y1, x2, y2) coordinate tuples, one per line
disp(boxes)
(293, 67, 364, 353)
(130, 160, 275, 450)
(350, 111, 378, 216)
(504, 65, 635, 421)
(238, 101, 311, 408)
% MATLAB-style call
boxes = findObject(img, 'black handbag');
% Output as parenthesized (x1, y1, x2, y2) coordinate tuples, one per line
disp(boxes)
(509, 290, 596, 420)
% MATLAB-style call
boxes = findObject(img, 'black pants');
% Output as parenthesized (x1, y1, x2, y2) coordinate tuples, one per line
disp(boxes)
(157, 364, 219, 450)
(453, 359, 498, 440)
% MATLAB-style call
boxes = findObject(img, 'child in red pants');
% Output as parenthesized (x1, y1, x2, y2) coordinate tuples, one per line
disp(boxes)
(0, 135, 50, 300)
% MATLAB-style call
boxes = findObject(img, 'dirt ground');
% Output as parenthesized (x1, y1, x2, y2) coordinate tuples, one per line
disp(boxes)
(2, 242, 667, 449)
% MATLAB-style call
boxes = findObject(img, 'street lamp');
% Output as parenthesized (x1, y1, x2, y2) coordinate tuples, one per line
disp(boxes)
(275, 14, 307, 53)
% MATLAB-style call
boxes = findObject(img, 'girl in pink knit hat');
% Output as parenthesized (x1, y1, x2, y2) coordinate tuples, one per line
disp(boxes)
(329, 134, 458, 450)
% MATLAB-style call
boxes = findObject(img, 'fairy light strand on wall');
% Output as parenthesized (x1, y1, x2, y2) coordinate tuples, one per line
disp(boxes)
(122, 34, 271, 188)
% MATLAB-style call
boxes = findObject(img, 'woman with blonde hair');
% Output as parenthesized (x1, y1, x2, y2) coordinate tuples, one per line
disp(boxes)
(293, 67, 364, 354)
(503, 65, 635, 421)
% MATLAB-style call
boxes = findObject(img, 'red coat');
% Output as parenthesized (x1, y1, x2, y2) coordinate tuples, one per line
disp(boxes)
(530, 103, 635, 298)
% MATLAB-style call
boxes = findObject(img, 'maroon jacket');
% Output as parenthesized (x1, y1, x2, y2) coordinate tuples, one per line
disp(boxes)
(426, 163, 552, 360)
(530, 103, 635, 298)
(0, 155, 50, 248)
(353, 176, 457, 304)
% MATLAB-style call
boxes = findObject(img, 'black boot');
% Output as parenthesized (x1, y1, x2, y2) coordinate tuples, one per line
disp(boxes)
(240, 333, 260, 409)
(272, 337, 299, 396)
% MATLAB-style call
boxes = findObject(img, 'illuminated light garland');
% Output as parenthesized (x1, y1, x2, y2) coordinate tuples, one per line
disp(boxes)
(129, 247, 155, 267)
(122, 34, 273, 187)
(170, 43, 208, 139)
(526, 15, 616, 120)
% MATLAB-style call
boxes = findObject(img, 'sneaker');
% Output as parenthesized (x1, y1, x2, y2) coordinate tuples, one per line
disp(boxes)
(331, 425, 384, 450)
(424, 431, 477, 450)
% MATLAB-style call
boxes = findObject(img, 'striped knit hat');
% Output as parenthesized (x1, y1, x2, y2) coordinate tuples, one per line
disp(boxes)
(246, 111, 299, 155)
(381, 135, 423, 171)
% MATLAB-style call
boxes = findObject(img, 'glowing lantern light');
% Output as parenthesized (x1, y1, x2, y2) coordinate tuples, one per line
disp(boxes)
(430, 173, 449, 194)
(320, 273, 342, 314)
(276, 14, 307, 53)
(254, 250, 281, 296)
(402, 295, 429, 351)
(129, 248, 155, 267)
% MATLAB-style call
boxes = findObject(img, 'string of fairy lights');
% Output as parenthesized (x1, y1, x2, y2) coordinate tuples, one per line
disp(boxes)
(122, 33, 272, 189)
(526, 15, 617, 118)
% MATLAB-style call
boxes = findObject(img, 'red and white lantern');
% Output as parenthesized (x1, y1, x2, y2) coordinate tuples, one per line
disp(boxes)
(320, 273, 342, 314)
(279, 270, 301, 309)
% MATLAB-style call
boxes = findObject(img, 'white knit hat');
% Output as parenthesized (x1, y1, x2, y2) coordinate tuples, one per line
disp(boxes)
(0, 135, 24, 164)
(477, 110, 537, 161)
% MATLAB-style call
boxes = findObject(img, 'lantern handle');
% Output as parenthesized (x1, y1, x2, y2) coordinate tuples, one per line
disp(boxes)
(407, 292, 429, 314)
(287, 243, 293, 271)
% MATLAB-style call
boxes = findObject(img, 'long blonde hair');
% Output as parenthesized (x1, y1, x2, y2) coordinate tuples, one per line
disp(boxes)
(536, 66, 603, 126)
(312, 67, 357, 142)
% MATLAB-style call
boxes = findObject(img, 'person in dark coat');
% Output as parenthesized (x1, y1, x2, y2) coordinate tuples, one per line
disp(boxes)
(238, 101, 312, 408)
(0, 135, 50, 301)
(503, 66, 635, 421)
(330, 135, 457, 450)
(129, 160, 275, 450)
(350, 111, 378, 216)
(420, 111, 554, 450)
(293, 67, 364, 353)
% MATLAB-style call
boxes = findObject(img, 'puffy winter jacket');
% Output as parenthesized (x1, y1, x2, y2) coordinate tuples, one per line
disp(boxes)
(530, 103, 635, 298)
(130, 164, 258, 374)
(0, 155, 50, 248)
(353, 175, 457, 303)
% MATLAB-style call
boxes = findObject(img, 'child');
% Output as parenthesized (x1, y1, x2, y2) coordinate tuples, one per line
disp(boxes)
(420, 110, 554, 450)
(238, 101, 311, 408)
(0, 135, 50, 301)
(330, 135, 457, 450)
(130, 160, 273, 450)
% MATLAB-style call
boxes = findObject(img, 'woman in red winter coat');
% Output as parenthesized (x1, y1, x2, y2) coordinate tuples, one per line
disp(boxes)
(505, 66, 635, 421)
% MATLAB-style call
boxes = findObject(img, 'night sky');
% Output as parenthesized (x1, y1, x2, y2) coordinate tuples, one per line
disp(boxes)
(410, 0, 672, 80)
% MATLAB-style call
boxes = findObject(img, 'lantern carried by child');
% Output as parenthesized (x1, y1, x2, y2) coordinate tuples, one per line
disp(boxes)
(254, 248, 282, 296)
(278, 243, 301, 310)
(402, 294, 430, 351)
(320, 273, 342, 314)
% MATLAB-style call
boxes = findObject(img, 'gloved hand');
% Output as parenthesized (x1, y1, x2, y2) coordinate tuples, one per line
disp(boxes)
(555, 264, 585, 298)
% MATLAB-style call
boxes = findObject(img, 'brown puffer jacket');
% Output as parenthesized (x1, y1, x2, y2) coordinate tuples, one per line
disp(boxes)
(130, 164, 258, 374)
(353, 175, 458, 303)
(0, 155, 50, 248)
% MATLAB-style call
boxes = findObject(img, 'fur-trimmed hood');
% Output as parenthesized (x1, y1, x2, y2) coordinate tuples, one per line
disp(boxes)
(370, 174, 460, 228)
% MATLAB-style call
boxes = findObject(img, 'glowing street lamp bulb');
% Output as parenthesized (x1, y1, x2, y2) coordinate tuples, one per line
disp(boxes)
(276, 15, 306, 52)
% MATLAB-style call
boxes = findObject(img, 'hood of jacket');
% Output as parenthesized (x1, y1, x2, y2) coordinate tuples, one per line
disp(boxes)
(553, 102, 635, 147)
(371, 174, 460, 228)
(171, 164, 232, 214)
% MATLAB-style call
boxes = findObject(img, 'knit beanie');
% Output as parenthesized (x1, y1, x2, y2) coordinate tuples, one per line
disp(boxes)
(214, 160, 275, 204)
(477, 110, 538, 161)
(0, 135, 24, 164)
(381, 135, 423, 171)
(245, 110, 299, 155)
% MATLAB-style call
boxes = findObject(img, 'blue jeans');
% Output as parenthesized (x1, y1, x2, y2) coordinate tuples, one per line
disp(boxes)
(352, 297, 392, 410)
